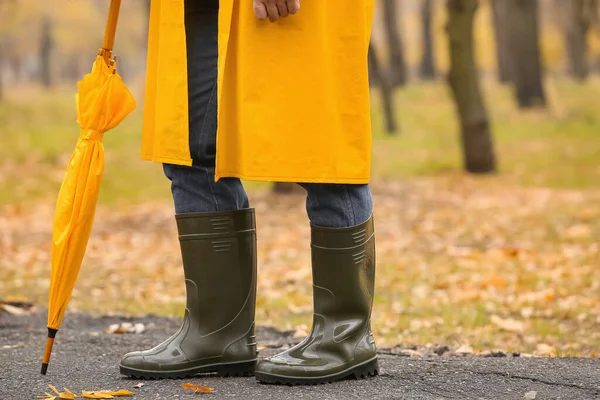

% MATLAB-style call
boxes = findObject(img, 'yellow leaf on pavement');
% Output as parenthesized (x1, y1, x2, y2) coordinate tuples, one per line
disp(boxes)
(104, 390, 134, 397)
(81, 389, 133, 399)
(36, 393, 57, 400)
(182, 383, 214, 393)
(82, 392, 114, 399)
(60, 389, 76, 399)
(45, 385, 75, 400)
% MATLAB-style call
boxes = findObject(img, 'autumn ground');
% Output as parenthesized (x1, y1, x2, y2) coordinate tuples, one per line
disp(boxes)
(1, 77, 600, 359)
(3, 312, 600, 399)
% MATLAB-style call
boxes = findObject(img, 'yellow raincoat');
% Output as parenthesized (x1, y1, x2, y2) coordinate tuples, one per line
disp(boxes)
(141, 0, 375, 184)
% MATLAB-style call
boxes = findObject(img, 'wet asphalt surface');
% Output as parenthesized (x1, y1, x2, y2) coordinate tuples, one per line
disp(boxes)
(1, 311, 599, 399)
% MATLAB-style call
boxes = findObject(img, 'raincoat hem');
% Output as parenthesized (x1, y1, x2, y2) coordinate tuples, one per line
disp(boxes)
(140, 154, 193, 167)
(215, 172, 370, 184)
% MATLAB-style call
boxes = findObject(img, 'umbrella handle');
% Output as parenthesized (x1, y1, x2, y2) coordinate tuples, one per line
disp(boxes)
(101, 0, 122, 62)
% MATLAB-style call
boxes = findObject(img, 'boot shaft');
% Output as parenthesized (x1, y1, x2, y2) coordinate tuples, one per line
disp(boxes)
(310, 217, 376, 340)
(176, 209, 257, 338)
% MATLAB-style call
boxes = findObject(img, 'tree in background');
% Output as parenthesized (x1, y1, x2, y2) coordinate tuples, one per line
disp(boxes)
(0, 43, 3, 102)
(446, 0, 496, 174)
(40, 16, 53, 88)
(0, 0, 17, 102)
(556, 0, 598, 81)
(384, 0, 408, 87)
(369, 42, 398, 135)
(145, 0, 151, 35)
(506, 0, 546, 108)
(419, 0, 437, 80)
(490, 0, 512, 83)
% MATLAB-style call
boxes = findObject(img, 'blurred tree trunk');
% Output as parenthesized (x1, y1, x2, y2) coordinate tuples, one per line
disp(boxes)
(146, 0, 151, 32)
(419, 0, 437, 80)
(10, 55, 22, 82)
(368, 45, 378, 86)
(446, 0, 496, 174)
(384, 0, 408, 87)
(0, 40, 4, 102)
(490, 0, 513, 83)
(0, 55, 3, 103)
(369, 42, 398, 134)
(506, 0, 546, 108)
(559, 0, 597, 81)
(40, 16, 53, 88)
(63, 54, 82, 82)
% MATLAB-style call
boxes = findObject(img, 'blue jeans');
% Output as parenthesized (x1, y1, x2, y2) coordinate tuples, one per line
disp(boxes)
(163, 0, 373, 228)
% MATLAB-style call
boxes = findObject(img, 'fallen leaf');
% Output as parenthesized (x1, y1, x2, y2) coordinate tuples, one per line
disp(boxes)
(105, 390, 134, 397)
(292, 324, 309, 339)
(399, 349, 424, 357)
(523, 391, 537, 399)
(535, 343, 556, 356)
(456, 344, 473, 354)
(566, 224, 591, 239)
(106, 324, 121, 334)
(105, 323, 145, 335)
(491, 315, 524, 333)
(0, 299, 34, 314)
(287, 303, 311, 314)
(132, 383, 144, 389)
(0, 303, 28, 315)
(36, 394, 57, 400)
(502, 248, 520, 258)
(182, 383, 214, 393)
(81, 390, 134, 399)
(82, 392, 113, 399)
(60, 388, 76, 400)
(0, 343, 24, 350)
(520, 307, 534, 318)
(481, 275, 508, 288)
(38, 385, 75, 400)
(133, 323, 145, 334)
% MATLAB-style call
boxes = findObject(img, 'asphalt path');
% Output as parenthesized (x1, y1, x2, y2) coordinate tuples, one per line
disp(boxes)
(1, 312, 599, 399)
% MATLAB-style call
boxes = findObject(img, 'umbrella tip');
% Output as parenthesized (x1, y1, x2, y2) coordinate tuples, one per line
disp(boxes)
(41, 328, 58, 375)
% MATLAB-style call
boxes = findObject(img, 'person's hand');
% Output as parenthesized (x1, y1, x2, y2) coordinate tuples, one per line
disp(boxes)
(253, 0, 300, 22)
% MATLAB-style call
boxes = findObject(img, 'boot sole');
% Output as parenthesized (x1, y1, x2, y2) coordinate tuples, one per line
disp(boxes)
(119, 359, 257, 379)
(255, 357, 379, 386)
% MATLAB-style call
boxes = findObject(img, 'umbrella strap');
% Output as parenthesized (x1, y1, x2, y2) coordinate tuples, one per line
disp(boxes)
(82, 129, 105, 141)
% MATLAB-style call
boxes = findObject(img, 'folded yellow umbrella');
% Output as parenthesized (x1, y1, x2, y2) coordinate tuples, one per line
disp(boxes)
(41, 0, 135, 375)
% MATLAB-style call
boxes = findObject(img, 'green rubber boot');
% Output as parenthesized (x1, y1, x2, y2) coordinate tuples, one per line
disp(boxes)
(119, 209, 257, 379)
(255, 216, 379, 385)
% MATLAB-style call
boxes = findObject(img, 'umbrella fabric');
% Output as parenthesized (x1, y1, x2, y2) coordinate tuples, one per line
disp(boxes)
(47, 55, 135, 330)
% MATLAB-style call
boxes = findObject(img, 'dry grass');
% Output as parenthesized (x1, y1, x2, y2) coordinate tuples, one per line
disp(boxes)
(2, 177, 600, 356)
